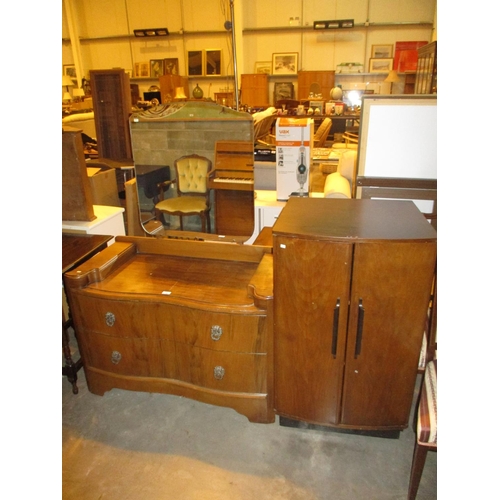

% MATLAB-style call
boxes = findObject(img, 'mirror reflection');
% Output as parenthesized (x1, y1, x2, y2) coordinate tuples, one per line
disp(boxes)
(205, 50, 221, 76)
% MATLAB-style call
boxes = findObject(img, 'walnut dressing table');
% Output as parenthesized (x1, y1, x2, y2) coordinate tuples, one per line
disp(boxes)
(63, 236, 275, 423)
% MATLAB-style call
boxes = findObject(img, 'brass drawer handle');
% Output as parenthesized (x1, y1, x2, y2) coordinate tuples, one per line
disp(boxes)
(111, 351, 122, 364)
(213, 366, 225, 380)
(105, 312, 116, 327)
(210, 325, 223, 341)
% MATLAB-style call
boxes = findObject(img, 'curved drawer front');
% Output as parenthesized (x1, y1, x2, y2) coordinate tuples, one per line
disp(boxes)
(79, 332, 267, 394)
(169, 308, 267, 353)
(79, 332, 177, 378)
(71, 295, 175, 339)
(174, 344, 267, 393)
(71, 295, 267, 352)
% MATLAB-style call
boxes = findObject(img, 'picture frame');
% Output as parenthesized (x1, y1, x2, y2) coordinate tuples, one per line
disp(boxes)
(150, 59, 164, 78)
(371, 44, 393, 59)
(187, 50, 204, 76)
(63, 64, 78, 86)
(163, 58, 179, 75)
(134, 62, 150, 78)
(254, 61, 272, 74)
(368, 58, 393, 73)
(272, 52, 298, 75)
(205, 49, 222, 76)
(274, 82, 294, 102)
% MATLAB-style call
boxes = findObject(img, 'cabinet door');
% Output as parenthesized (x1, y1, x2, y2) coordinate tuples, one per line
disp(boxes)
(341, 241, 436, 427)
(274, 236, 352, 424)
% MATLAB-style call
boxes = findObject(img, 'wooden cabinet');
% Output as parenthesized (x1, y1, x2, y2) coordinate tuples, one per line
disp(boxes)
(297, 70, 335, 100)
(272, 198, 437, 432)
(415, 41, 437, 94)
(241, 73, 269, 107)
(62, 127, 95, 222)
(159, 74, 189, 103)
(63, 236, 275, 423)
(90, 69, 133, 161)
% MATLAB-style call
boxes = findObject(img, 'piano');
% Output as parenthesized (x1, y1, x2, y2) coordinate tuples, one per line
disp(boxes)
(208, 140, 255, 236)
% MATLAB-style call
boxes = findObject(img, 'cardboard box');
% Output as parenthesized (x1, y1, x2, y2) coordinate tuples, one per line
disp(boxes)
(275, 117, 314, 200)
(87, 167, 121, 207)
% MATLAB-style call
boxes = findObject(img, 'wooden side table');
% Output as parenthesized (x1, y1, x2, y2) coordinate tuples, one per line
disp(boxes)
(62, 233, 112, 393)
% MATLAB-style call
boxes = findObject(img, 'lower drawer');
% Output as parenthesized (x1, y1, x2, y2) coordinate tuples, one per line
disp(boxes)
(174, 343, 267, 394)
(79, 331, 176, 378)
(80, 330, 267, 394)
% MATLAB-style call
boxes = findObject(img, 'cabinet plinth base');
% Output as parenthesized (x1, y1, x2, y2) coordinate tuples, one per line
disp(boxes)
(86, 367, 275, 424)
(278, 417, 401, 439)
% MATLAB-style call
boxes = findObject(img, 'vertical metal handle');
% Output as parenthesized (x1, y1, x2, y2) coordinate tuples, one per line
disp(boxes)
(331, 298, 340, 358)
(355, 298, 364, 359)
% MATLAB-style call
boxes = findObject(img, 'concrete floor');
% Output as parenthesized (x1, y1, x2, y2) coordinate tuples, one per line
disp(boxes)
(62, 330, 436, 500)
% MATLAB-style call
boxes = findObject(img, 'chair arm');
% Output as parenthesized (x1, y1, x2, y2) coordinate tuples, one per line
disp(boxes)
(157, 179, 176, 199)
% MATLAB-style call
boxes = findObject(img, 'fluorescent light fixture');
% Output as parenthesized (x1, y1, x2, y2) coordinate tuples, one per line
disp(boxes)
(133, 28, 169, 37)
(313, 19, 354, 30)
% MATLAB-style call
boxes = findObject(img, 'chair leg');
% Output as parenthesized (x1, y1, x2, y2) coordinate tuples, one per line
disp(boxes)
(179, 216, 184, 231)
(408, 442, 428, 500)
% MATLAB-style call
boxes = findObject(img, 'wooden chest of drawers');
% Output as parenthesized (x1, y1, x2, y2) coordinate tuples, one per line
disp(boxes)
(64, 236, 274, 423)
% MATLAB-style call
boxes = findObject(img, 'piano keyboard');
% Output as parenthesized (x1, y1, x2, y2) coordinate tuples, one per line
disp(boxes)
(212, 177, 253, 184)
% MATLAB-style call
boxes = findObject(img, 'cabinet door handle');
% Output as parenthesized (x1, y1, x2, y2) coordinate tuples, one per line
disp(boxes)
(331, 298, 340, 358)
(355, 298, 364, 359)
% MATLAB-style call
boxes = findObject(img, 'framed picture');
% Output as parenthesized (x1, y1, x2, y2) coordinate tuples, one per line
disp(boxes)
(150, 59, 164, 78)
(254, 61, 272, 74)
(369, 58, 393, 73)
(63, 64, 77, 86)
(371, 44, 393, 59)
(274, 82, 294, 102)
(205, 49, 222, 76)
(163, 58, 179, 75)
(187, 50, 204, 76)
(134, 62, 150, 77)
(272, 52, 298, 75)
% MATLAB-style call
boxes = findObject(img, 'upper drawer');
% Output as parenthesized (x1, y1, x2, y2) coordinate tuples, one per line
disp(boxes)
(70, 294, 268, 353)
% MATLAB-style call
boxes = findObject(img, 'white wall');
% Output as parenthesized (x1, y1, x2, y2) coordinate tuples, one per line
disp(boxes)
(62, 0, 436, 100)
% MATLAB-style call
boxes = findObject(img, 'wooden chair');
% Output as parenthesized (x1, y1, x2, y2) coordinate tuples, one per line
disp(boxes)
(155, 154, 212, 233)
(313, 117, 332, 147)
(408, 358, 437, 500)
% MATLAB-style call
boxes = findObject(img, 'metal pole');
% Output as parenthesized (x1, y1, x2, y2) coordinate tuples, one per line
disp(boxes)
(230, 0, 239, 110)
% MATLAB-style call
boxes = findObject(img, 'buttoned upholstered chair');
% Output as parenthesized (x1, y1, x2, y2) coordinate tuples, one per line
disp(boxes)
(408, 358, 437, 500)
(155, 154, 212, 233)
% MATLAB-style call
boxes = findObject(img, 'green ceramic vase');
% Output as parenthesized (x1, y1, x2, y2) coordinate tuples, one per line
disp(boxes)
(192, 84, 204, 99)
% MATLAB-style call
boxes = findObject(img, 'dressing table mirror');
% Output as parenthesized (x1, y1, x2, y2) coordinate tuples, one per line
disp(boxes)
(128, 102, 257, 241)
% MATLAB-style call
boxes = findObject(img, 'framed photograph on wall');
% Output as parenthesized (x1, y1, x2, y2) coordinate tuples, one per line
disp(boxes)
(371, 44, 393, 59)
(163, 58, 179, 75)
(150, 59, 164, 78)
(368, 58, 393, 73)
(272, 52, 298, 75)
(255, 61, 272, 74)
(134, 62, 150, 77)
(205, 50, 222, 76)
(274, 82, 294, 102)
(187, 50, 204, 76)
(63, 64, 77, 86)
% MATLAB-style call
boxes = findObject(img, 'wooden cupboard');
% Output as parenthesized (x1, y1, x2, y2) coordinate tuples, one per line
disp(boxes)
(240, 73, 269, 108)
(90, 69, 133, 162)
(297, 70, 335, 100)
(159, 74, 189, 103)
(272, 198, 437, 432)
